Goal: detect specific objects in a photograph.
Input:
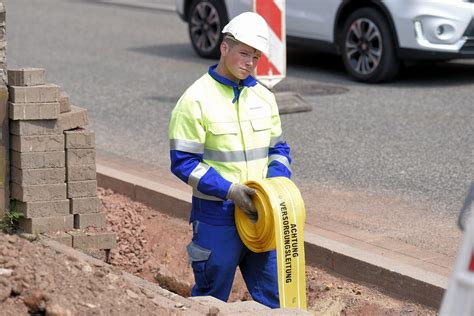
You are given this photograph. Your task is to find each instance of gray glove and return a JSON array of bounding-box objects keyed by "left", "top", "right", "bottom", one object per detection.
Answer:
[{"left": 227, "top": 183, "right": 258, "bottom": 222}]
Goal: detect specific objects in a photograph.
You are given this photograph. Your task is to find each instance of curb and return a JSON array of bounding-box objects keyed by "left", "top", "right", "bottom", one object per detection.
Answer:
[{"left": 96, "top": 162, "right": 448, "bottom": 309}]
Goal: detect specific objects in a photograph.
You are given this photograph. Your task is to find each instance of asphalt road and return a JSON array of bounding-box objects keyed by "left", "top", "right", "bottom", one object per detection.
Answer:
[{"left": 4, "top": 0, "right": 474, "bottom": 257}]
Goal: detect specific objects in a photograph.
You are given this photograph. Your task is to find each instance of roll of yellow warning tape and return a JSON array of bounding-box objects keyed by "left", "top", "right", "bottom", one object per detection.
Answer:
[{"left": 235, "top": 177, "right": 307, "bottom": 309}]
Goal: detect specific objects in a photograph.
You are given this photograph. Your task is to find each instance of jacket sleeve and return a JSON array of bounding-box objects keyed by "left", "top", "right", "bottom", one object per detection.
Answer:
[
  {"left": 169, "top": 95, "right": 232, "bottom": 200},
  {"left": 266, "top": 94, "right": 292, "bottom": 179}
]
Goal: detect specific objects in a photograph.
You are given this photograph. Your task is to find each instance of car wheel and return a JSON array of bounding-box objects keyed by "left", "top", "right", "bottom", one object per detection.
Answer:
[
  {"left": 341, "top": 8, "right": 400, "bottom": 83},
  {"left": 188, "top": 0, "right": 228, "bottom": 59}
]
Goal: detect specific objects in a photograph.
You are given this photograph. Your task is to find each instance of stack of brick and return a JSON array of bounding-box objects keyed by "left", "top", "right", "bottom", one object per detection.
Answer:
[
  {"left": 8, "top": 68, "right": 115, "bottom": 251},
  {"left": 8, "top": 68, "right": 71, "bottom": 233}
]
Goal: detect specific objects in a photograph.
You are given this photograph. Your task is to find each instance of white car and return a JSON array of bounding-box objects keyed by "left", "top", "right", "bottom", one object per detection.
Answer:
[{"left": 176, "top": 0, "right": 474, "bottom": 83}]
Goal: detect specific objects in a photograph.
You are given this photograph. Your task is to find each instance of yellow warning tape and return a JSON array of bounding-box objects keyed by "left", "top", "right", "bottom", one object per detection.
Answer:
[{"left": 235, "top": 177, "right": 307, "bottom": 309}]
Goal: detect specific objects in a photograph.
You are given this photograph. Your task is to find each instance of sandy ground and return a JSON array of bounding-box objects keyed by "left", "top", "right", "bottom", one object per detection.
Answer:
[
  {"left": 0, "top": 187, "right": 439, "bottom": 315},
  {"left": 0, "top": 232, "right": 171, "bottom": 315},
  {"left": 99, "top": 188, "right": 437, "bottom": 315}
]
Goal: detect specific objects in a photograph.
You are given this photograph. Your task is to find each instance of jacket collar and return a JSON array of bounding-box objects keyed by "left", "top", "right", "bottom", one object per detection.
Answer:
[
  {"left": 208, "top": 64, "right": 257, "bottom": 88},
  {"left": 208, "top": 64, "right": 257, "bottom": 103}
]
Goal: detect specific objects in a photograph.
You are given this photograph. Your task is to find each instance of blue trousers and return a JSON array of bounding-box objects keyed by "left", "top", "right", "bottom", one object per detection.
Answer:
[{"left": 187, "top": 220, "right": 280, "bottom": 308}]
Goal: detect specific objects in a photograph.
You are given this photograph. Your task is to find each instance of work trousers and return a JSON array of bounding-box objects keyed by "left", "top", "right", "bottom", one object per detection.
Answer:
[{"left": 187, "top": 220, "right": 280, "bottom": 308}]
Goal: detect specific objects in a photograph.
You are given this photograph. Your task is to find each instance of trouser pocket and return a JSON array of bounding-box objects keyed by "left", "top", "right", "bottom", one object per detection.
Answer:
[{"left": 187, "top": 241, "right": 212, "bottom": 289}]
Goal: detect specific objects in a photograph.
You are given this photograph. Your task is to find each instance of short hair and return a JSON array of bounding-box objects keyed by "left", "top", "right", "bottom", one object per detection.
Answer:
[{"left": 223, "top": 34, "right": 239, "bottom": 49}]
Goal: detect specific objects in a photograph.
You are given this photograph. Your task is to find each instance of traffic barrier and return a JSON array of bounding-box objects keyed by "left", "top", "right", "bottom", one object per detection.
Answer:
[
  {"left": 254, "top": 0, "right": 286, "bottom": 89},
  {"left": 439, "top": 185, "right": 474, "bottom": 316},
  {"left": 235, "top": 177, "right": 307, "bottom": 309}
]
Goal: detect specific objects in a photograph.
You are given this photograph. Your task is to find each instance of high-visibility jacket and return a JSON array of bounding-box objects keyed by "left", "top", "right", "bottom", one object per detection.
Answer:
[{"left": 169, "top": 65, "right": 291, "bottom": 225}]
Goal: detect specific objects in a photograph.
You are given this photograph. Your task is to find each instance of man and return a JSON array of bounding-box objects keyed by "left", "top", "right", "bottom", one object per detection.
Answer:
[{"left": 168, "top": 12, "right": 291, "bottom": 308}]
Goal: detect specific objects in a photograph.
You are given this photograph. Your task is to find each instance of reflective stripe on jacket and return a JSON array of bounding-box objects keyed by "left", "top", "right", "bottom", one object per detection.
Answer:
[{"left": 169, "top": 65, "right": 291, "bottom": 225}]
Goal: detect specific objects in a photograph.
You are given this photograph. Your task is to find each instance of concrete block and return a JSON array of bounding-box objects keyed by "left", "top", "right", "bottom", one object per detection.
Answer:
[
  {"left": 16, "top": 199, "right": 70, "bottom": 218},
  {"left": 9, "top": 101, "right": 60, "bottom": 120},
  {"left": 8, "top": 84, "right": 60, "bottom": 103},
  {"left": 9, "top": 119, "right": 60, "bottom": 136},
  {"left": 11, "top": 166, "right": 66, "bottom": 185},
  {"left": 66, "top": 148, "right": 95, "bottom": 165},
  {"left": 11, "top": 182, "right": 67, "bottom": 202},
  {"left": 69, "top": 231, "right": 116, "bottom": 249},
  {"left": 59, "top": 91, "right": 71, "bottom": 113},
  {"left": 7, "top": 68, "right": 46, "bottom": 86},
  {"left": 18, "top": 215, "right": 74, "bottom": 234},
  {"left": 73, "top": 212, "right": 106, "bottom": 229},
  {"left": 64, "top": 128, "right": 95, "bottom": 149},
  {"left": 10, "top": 134, "right": 64, "bottom": 152},
  {"left": 11, "top": 150, "right": 65, "bottom": 169},
  {"left": 70, "top": 197, "right": 101, "bottom": 214},
  {"left": 57, "top": 105, "right": 88, "bottom": 131},
  {"left": 42, "top": 232, "right": 73, "bottom": 247},
  {"left": 67, "top": 180, "right": 97, "bottom": 198},
  {"left": 67, "top": 164, "right": 96, "bottom": 181}
]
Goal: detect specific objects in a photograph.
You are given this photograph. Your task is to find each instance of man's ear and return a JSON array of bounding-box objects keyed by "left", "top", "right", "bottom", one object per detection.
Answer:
[{"left": 220, "top": 41, "right": 229, "bottom": 56}]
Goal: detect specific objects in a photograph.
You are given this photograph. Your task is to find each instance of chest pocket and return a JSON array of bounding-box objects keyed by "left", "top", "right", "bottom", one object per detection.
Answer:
[
  {"left": 207, "top": 122, "right": 240, "bottom": 151},
  {"left": 250, "top": 117, "right": 271, "bottom": 132},
  {"left": 208, "top": 122, "right": 239, "bottom": 135}
]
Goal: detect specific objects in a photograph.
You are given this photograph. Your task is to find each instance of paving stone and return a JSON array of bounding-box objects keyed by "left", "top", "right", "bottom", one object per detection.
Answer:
[
  {"left": 18, "top": 215, "right": 73, "bottom": 234},
  {"left": 57, "top": 105, "right": 88, "bottom": 131},
  {"left": 11, "top": 167, "right": 65, "bottom": 185},
  {"left": 73, "top": 212, "right": 106, "bottom": 229},
  {"left": 9, "top": 119, "right": 60, "bottom": 136},
  {"left": 69, "top": 231, "right": 116, "bottom": 249},
  {"left": 64, "top": 128, "right": 95, "bottom": 149},
  {"left": 59, "top": 90, "right": 71, "bottom": 113},
  {"left": 8, "top": 84, "right": 60, "bottom": 103},
  {"left": 67, "top": 180, "right": 97, "bottom": 198},
  {"left": 67, "top": 164, "right": 96, "bottom": 181},
  {"left": 9, "top": 101, "right": 60, "bottom": 120},
  {"left": 66, "top": 148, "right": 95, "bottom": 165},
  {"left": 42, "top": 232, "right": 73, "bottom": 247},
  {"left": 11, "top": 182, "right": 67, "bottom": 202},
  {"left": 10, "top": 150, "right": 65, "bottom": 169},
  {"left": 7, "top": 68, "right": 46, "bottom": 86},
  {"left": 16, "top": 199, "right": 70, "bottom": 218},
  {"left": 70, "top": 197, "right": 101, "bottom": 214},
  {"left": 10, "top": 134, "right": 64, "bottom": 152}
]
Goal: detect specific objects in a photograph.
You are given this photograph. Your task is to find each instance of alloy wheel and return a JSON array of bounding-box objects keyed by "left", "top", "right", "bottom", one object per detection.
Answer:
[
  {"left": 345, "top": 18, "right": 382, "bottom": 75},
  {"left": 190, "top": 2, "right": 221, "bottom": 54}
]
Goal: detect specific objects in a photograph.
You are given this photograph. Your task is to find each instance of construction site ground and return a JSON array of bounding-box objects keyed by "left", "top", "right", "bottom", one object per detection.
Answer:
[{"left": 1, "top": 187, "right": 437, "bottom": 315}]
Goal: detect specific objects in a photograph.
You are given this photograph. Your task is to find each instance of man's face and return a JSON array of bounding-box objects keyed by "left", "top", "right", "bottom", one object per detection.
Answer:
[{"left": 221, "top": 40, "right": 262, "bottom": 82}]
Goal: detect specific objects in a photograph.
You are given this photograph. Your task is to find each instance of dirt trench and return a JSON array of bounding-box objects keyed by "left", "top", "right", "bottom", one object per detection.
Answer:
[{"left": 97, "top": 187, "right": 437, "bottom": 315}]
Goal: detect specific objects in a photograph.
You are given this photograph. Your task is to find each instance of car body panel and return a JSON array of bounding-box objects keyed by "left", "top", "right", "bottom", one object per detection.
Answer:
[{"left": 385, "top": 0, "right": 474, "bottom": 52}]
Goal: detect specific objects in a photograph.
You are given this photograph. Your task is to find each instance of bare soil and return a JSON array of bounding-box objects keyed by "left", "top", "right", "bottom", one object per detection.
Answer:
[
  {"left": 100, "top": 188, "right": 437, "bottom": 315},
  {"left": 0, "top": 188, "right": 438, "bottom": 315}
]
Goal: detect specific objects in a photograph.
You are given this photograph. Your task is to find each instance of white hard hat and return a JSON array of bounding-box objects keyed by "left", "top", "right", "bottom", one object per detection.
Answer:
[{"left": 222, "top": 12, "right": 269, "bottom": 55}]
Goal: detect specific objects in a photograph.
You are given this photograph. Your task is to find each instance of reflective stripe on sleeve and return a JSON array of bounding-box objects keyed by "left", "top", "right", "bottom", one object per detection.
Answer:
[
  {"left": 270, "top": 134, "right": 285, "bottom": 147},
  {"left": 170, "top": 139, "right": 205, "bottom": 154},
  {"left": 204, "top": 147, "right": 268, "bottom": 162},
  {"left": 192, "top": 188, "right": 223, "bottom": 201},
  {"left": 268, "top": 154, "right": 292, "bottom": 172},
  {"left": 188, "top": 163, "right": 210, "bottom": 189}
]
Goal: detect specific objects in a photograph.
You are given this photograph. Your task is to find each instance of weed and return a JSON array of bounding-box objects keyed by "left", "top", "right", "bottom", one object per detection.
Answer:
[{"left": 0, "top": 200, "right": 24, "bottom": 233}]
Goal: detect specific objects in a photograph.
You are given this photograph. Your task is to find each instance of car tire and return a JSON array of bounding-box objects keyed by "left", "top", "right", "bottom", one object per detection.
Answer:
[
  {"left": 188, "top": 0, "right": 228, "bottom": 59},
  {"left": 341, "top": 8, "right": 400, "bottom": 83}
]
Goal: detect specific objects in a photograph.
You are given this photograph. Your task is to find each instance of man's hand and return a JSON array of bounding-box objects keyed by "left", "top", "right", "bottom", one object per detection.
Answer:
[{"left": 227, "top": 183, "right": 258, "bottom": 222}]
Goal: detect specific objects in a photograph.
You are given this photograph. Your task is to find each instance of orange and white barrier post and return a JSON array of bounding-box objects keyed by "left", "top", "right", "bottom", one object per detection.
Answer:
[
  {"left": 439, "top": 185, "right": 474, "bottom": 316},
  {"left": 254, "top": 0, "right": 286, "bottom": 90}
]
